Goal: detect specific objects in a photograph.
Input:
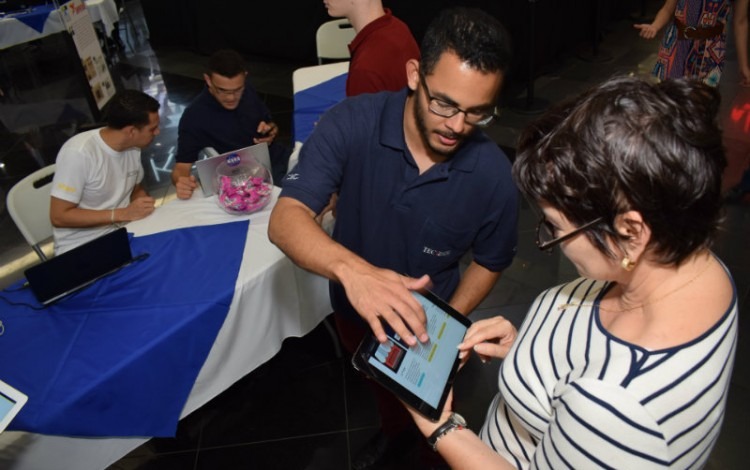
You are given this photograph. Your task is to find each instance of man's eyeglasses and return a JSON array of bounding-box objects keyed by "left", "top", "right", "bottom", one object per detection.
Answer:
[
  {"left": 209, "top": 81, "right": 245, "bottom": 97},
  {"left": 419, "top": 74, "right": 497, "bottom": 127},
  {"left": 536, "top": 216, "right": 603, "bottom": 252}
]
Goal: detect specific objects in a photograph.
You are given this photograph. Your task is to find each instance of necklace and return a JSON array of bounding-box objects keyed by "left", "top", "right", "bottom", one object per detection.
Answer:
[{"left": 558, "top": 256, "right": 713, "bottom": 313}]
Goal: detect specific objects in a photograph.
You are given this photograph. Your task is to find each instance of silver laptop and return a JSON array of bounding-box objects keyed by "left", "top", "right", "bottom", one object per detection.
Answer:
[
  {"left": 194, "top": 143, "right": 271, "bottom": 197},
  {"left": 0, "top": 379, "right": 28, "bottom": 433}
]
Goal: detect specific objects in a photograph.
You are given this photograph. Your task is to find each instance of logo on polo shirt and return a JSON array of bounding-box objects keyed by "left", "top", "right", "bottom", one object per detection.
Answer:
[
  {"left": 286, "top": 173, "right": 300, "bottom": 181},
  {"left": 423, "top": 246, "right": 451, "bottom": 257}
]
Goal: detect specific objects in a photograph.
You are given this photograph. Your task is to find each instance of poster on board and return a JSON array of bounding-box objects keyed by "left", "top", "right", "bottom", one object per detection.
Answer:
[{"left": 58, "top": 0, "right": 115, "bottom": 110}]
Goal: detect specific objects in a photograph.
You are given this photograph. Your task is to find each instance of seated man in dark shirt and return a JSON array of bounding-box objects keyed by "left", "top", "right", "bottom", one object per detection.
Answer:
[{"left": 171, "top": 49, "right": 288, "bottom": 199}]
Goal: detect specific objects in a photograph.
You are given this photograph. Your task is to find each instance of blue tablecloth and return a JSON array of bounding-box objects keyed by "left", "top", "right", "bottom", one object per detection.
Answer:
[
  {"left": 0, "top": 3, "right": 65, "bottom": 50},
  {"left": 293, "top": 72, "right": 347, "bottom": 144},
  {"left": 0, "top": 220, "right": 248, "bottom": 437},
  {"left": 3, "top": 4, "right": 56, "bottom": 33}
]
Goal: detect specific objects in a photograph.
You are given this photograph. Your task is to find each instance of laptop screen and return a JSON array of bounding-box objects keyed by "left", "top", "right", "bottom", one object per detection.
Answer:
[
  {"left": 195, "top": 143, "right": 271, "bottom": 197},
  {"left": 24, "top": 227, "right": 134, "bottom": 305}
]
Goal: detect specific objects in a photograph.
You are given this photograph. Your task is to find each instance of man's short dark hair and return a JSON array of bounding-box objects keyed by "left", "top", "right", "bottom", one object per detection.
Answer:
[
  {"left": 513, "top": 76, "right": 726, "bottom": 266},
  {"left": 420, "top": 7, "right": 512, "bottom": 76},
  {"left": 103, "top": 90, "right": 160, "bottom": 129},
  {"left": 207, "top": 49, "right": 247, "bottom": 78}
]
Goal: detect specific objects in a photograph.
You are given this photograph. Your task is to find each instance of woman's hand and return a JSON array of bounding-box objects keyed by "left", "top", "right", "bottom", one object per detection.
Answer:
[
  {"left": 633, "top": 23, "right": 659, "bottom": 39},
  {"left": 458, "top": 316, "right": 517, "bottom": 363}
]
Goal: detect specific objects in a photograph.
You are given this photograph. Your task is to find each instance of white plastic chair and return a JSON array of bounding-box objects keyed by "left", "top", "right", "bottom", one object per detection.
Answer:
[
  {"left": 316, "top": 18, "right": 356, "bottom": 64},
  {"left": 199, "top": 147, "right": 220, "bottom": 160},
  {"left": 7, "top": 164, "right": 56, "bottom": 261},
  {"left": 293, "top": 60, "right": 350, "bottom": 93}
]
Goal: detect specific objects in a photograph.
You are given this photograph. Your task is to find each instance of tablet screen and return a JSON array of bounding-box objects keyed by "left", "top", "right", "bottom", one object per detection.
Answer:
[
  {"left": 352, "top": 290, "right": 470, "bottom": 421},
  {"left": 0, "top": 392, "right": 16, "bottom": 419},
  {"left": 0, "top": 379, "right": 27, "bottom": 432}
]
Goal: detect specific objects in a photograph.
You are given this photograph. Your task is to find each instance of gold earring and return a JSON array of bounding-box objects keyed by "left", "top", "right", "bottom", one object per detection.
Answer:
[{"left": 621, "top": 257, "right": 636, "bottom": 271}]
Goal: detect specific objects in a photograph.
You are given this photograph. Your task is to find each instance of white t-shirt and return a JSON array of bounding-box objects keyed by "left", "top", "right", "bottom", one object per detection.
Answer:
[{"left": 51, "top": 128, "right": 144, "bottom": 254}]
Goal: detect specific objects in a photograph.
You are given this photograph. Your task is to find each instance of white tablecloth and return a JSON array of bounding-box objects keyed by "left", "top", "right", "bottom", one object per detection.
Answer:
[
  {"left": 0, "top": 0, "right": 119, "bottom": 50},
  {"left": 85, "top": 0, "right": 119, "bottom": 38},
  {"left": 0, "top": 189, "right": 332, "bottom": 470},
  {"left": 0, "top": 7, "right": 65, "bottom": 50}
]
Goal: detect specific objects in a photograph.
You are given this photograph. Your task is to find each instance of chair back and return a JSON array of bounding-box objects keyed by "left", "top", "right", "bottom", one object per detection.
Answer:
[
  {"left": 316, "top": 18, "right": 356, "bottom": 64},
  {"left": 7, "top": 164, "right": 56, "bottom": 261}
]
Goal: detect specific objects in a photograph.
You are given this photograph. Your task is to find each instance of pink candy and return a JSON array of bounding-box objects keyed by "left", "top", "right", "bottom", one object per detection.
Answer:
[{"left": 217, "top": 175, "right": 272, "bottom": 214}]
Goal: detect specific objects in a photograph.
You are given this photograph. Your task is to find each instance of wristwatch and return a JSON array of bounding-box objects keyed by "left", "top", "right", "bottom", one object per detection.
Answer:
[{"left": 427, "top": 412, "right": 467, "bottom": 451}]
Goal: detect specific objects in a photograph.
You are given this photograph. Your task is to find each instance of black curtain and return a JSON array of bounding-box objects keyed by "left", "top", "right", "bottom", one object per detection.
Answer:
[{"left": 142, "top": 0, "right": 636, "bottom": 82}]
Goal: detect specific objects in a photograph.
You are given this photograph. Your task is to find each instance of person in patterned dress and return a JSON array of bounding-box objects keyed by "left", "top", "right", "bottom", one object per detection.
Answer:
[{"left": 635, "top": 0, "right": 731, "bottom": 86}]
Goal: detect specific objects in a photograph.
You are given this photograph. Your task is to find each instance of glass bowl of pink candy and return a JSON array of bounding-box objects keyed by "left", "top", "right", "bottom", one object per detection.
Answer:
[{"left": 214, "top": 160, "right": 273, "bottom": 214}]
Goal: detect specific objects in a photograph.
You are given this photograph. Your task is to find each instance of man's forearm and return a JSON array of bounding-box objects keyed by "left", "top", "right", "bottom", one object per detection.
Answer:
[
  {"left": 268, "top": 196, "right": 366, "bottom": 282},
  {"left": 171, "top": 162, "right": 192, "bottom": 185},
  {"left": 269, "top": 196, "right": 432, "bottom": 344},
  {"left": 131, "top": 183, "right": 149, "bottom": 201},
  {"left": 449, "top": 261, "right": 502, "bottom": 315},
  {"left": 50, "top": 196, "right": 149, "bottom": 228},
  {"left": 51, "top": 205, "right": 119, "bottom": 228}
]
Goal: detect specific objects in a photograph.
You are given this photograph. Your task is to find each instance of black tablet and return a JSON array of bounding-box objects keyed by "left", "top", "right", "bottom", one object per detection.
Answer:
[{"left": 352, "top": 290, "right": 471, "bottom": 421}]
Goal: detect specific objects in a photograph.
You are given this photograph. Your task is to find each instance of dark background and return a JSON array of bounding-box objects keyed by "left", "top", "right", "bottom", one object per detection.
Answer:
[{"left": 140, "top": 0, "right": 643, "bottom": 83}]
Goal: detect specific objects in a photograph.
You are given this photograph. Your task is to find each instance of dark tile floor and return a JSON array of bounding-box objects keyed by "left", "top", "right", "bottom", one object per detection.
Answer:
[{"left": 1, "top": 1, "right": 748, "bottom": 469}]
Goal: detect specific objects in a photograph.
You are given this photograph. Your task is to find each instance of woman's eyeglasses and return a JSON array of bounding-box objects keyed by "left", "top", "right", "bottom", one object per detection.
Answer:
[{"left": 536, "top": 217, "right": 603, "bottom": 251}]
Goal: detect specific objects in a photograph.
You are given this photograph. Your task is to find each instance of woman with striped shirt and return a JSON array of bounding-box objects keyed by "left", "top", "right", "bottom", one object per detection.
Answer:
[{"left": 406, "top": 76, "right": 738, "bottom": 469}]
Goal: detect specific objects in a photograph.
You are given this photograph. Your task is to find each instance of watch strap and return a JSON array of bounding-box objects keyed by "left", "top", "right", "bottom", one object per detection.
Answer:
[{"left": 427, "top": 413, "right": 466, "bottom": 451}]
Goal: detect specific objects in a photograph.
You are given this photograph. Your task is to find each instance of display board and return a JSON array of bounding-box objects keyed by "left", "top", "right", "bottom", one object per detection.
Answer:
[{"left": 58, "top": 0, "right": 114, "bottom": 109}]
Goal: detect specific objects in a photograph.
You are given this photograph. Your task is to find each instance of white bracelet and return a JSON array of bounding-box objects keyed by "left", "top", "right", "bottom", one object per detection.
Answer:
[{"left": 110, "top": 209, "right": 115, "bottom": 224}]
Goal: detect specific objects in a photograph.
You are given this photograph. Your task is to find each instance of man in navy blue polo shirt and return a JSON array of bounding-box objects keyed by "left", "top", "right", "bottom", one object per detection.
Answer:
[
  {"left": 269, "top": 8, "right": 517, "bottom": 468},
  {"left": 171, "top": 49, "right": 287, "bottom": 199}
]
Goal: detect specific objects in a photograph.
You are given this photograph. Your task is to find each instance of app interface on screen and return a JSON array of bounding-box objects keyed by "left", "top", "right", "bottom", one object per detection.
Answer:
[{"left": 367, "top": 292, "right": 466, "bottom": 407}]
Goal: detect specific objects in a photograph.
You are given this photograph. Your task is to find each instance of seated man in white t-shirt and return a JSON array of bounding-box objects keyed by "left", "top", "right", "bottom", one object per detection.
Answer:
[{"left": 50, "top": 90, "right": 161, "bottom": 254}]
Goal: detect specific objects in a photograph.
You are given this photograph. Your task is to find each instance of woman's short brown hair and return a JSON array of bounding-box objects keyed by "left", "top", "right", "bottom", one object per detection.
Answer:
[{"left": 513, "top": 76, "right": 726, "bottom": 265}]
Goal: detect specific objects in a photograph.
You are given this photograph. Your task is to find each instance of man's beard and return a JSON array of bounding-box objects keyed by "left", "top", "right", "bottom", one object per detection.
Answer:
[{"left": 413, "top": 98, "right": 465, "bottom": 158}]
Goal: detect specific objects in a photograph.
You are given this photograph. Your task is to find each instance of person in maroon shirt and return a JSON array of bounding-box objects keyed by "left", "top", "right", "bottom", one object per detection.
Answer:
[
  {"left": 324, "top": 0, "right": 420, "bottom": 96},
  {"left": 316, "top": 3, "right": 422, "bottom": 249}
]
